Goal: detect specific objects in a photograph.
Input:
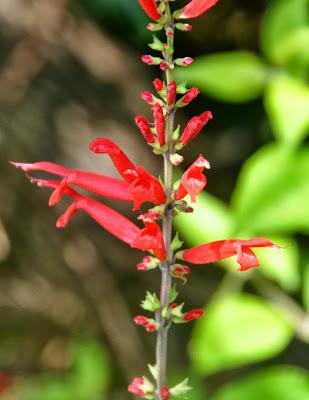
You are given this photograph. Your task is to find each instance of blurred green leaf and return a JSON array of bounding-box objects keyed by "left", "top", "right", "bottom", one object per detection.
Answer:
[
  {"left": 174, "top": 52, "right": 269, "bottom": 103},
  {"left": 174, "top": 192, "right": 233, "bottom": 246},
  {"left": 265, "top": 75, "right": 309, "bottom": 145},
  {"left": 232, "top": 144, "right": 309, "bottom": 234},
  {"left": 303, "top": 261, "right": 309, "bottom": 311},
  {"left": 261, "top": 0, "right": 309, "bottom": 65},
  {"left": 211, "top": 365, "right": 309, "bottom": 400},
  {"left": 190, "top": 294, "right": 293, "bottom": 375},
  {"left": 257, "top": 236, "right": 300, "bottom": 292}
]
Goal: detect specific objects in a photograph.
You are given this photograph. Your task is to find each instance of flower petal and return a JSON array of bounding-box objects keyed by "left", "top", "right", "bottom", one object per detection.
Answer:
[
  {"left": 137, "top": 0, "right": 161, "bottom": 21},
  {"left": 181, "top": 0, "right": 219, "bottom": 19}
]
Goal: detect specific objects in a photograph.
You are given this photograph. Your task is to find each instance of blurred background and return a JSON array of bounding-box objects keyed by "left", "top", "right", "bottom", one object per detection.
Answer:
[{"left": 0, "top": 0, "right": 309, "bottom": 399}]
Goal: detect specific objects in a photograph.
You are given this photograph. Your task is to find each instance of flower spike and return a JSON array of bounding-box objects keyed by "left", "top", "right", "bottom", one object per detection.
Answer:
[
  {"left": 137, "top": 0, "right": 161, "bottom": 21},
  {"left": 174, "top": 155, "right": 210, "bottom": 202},
  {"left": 181, "top": 238, "right": 281, "bottom": 271}
]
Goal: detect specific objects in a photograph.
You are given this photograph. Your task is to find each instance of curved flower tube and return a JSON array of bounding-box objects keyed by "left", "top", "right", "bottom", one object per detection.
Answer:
[
  {"left": 10, "top": 161, "right": 133, "bottom": 204},
  {"left": 137, "top": 0, "right": 161, "bottom": 21},
  {"left": 181, "top": 238, "right": 281, "bottom": 271}
]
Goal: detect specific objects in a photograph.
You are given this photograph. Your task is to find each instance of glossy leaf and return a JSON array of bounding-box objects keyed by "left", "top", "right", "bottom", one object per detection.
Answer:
[
  {"left": 265, "top": 75, "right": 309, "bottom": 145},
  {"left": 174, "top": 52, "right": 269, "bottom": 103},
  {"left": 211, "top": 365, "right": 309, "bottom": 400},
  {"left": 232, "top": 144, "right": 309, "bottom": 234},
  {"left": 261, "top": 0, "right": 309, "bottom": 65},
  {"left": 190, "top": 294, "right": 293, "bottom": 375}
]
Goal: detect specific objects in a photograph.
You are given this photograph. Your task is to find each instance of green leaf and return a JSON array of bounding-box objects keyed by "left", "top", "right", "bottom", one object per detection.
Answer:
[
  {"left": 174, "top": 52, "right": 269, "bottom": 103},
  {"left": 174, "top": 192, "right": 233, "bottom": 247},
  {"left": 211, "top": 365, "right": 309, "bottom": 400},
  {"left": 303, "top": 261, "right": 309, "bottom": 311},
  {"left": 190, "top": 294, "right": 293, "bottom": 375},
  {"left": 256, "top": 236, "right": 300, "bottom": 292},
  {"left": 265, "top": 75, "right": 309, "bottom": 145},
  {"left": 261, "top": 0, "right": 309, "bottom": 65},
  {"left": 232, "top": 144, "right": 309, "bottom": 234}
]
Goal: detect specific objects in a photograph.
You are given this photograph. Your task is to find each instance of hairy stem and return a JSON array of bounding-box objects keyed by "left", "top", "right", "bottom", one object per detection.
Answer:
[{"left": 155, "top": 2, "right": 175, "bottom": 397}]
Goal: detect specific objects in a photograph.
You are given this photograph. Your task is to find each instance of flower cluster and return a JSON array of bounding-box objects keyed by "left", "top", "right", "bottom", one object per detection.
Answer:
[{"left": 11, "top": 0, "right": 281, "bottom": 399}]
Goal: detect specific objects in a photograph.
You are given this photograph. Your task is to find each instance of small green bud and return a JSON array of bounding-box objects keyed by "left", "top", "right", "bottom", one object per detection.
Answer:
[
  {"left": 169, "top": 284, "right": 178, "bottom": 303},
  {"left": 171, "top": 233, "right": 184, "bottom": 251},
  {"left": 170, "top": 378, "right": 192, "bottom": 396},
  {"left": 140, "top": 292, "right": 161, "bottom": 312},
  {"left": 149, "top": 36, "right": 165, "bottom": 52},
  {"left": 176, "top": 81, "right": 187, "bottom": 94},
  {"left": 172, "top": 125, "right": 180, "bottom": 141}
]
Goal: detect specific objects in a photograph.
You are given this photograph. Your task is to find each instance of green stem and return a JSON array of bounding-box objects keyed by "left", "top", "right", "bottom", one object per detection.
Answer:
[{"left": 155, "top": 2, "right": 175, "bottom": 398}]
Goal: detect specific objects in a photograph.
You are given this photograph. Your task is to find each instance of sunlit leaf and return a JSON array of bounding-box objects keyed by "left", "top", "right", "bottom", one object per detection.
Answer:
[
  {"left": 211, "top": 365, "right": 309, "bottom": 400},
  {"left": 232, "top": 144, "right": 309, "bottom": 234},
  {"left": 174, "top": 52, "right": 269, "bottom": 103},
  {"left": 261, "top": 0, "right": 309, "bottom": 65},
  {"left": 190, "top": 294, "right": 293, "bottom": 375},
  {"left": 265, "top": 75, "right": 309, "bottom": 145}
]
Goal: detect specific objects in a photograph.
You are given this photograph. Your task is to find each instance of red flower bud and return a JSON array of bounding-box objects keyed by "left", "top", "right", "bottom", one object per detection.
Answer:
[
  {"left": 141, "top": 54, "right": 154, "bottom": 64},
  {"left": 140, "top": 90, "right": 155, "bottom": 104},
  {"left": 152, "top": 103, "right": 166, "bottom": 147},
  {"left": 160, "top": 62, "right": 169, "bottom": 71},
  {"left": 175, "top": 57, "right": 194, "bottom": 66},
  {"left": 183, "top": 309, "right": 204, "bottom": 321},
  {"left": 160, "top": 385, "right": 170, "bottom": 400},
  {"left": 183, "top": 87, "right": 200, "bottom": 104},
  {"left": 145, "top": 323, "right": 156, "bottom": 332},
  {"left": 134, "top": 315, "right": 149, "bottom": 326},
  {"left": 173, "top": 265, "right": 191, "bottom": 275},
  {"left": 153, "top": 78, "right": 164, "bottom": 92},
  {"left": 167, "top": 81, "right": 177, "bottom": 105},
  {"left": 128, "top": 377, "right": 145, "bottom": 396},
  {"left": 137, "top": 0, "right": 161, "bottom": 21},
  {"left": 135, "top": 115, "right": 156, "bottom": 144},
  {"left": 180, "top": 111, "right": 213, "bottom": 145},
  {"left": 180, "top": 0, "right": 220, "bottom": 19}
]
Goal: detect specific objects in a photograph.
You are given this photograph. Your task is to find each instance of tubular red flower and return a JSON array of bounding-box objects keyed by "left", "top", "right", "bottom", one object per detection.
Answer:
[
  {"left": 153, "top": 78, "right": 164, "bottom": 92},
  {"left": 182, "top": 87, "right": 200, "bottom": 104},
  {"left": 135, "top": 115, "right": 156, "bottom": 144},
  {"left": 167, "top": 81, "right": 177, "bottom": 105},
  {"left": 140, "top": 90, "right": 155, "bottom": 104},
  {"left": 11, "top": 161, "right": 133, "bottom": 204},
  {"left": 90, "top": 139, "right": 166, "bottom": 210},
  {"left": 152, "top": 103, "right": 166, "bottom": 147},
  {"left": 174, "top": 155, "right": 210, "bottom": 202},
  {"left": 181, "top": 0, "right": 220, "bottom": 19},
  {"left": 182, "top": 238, "right": 281, "bottom": 271},
  {"left": 180, "top": 111, "right": 213, "bottom": 145},
  {"left": 137, "top": 0, "right": 161, "bottom": 21},
  {"left": 89, "top": 138, "right": 135, "bottom": 180},
  {"left": 183, "top": 308, "right": 204, "bottom": 321},
  {"left": 131, "top": 216, "right": 167, "bottom": 260}
]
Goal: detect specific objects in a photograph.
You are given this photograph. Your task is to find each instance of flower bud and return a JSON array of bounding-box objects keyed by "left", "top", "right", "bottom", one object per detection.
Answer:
[
  {"left": 183, "top": 308, "right": 204, "bottom": 321},
  {"left": 171, "top": 264, "right": 191, "bottom": 277},
  {"left": 134, "top": 315, "right": 159, "bottom": 332},
  {"left": 140, "top": 90, "right": 155, "bottom": 104},
  {"left": 135, "top": 115, "right": 156, "bottom": 144},
  {"left": 170, "top": 153, "right": 184, "bottom": 166},
  {"left": 175, "top": 57, "right": 194, "bottom": 66},
  {"left": 160, "top": 385, "right": 170, "bottom": 400},
  {"left": 134, "top": 315, "right": 149, "bottom": 326},
  {"left": 147, "top": 23, "right": 163, "bottom": 32},
  {"left": 141, "top": 55, "right": 163, "bottom": 65},
  {"left": 140, "top": 292, "right": 161, "bottom": 312},
  {"left": 128, "top": 376, "right": 154, "bottom": 397},
  {"left": 166, "top": 28, "right": 174, "bottom": 37},
  {"left": 152, "top": 103, "right": 166, "bottom": 147},
  {"left": 167, "top": 81, "right": 177, "bottom": 105},
  {"left": 177, "top": 87, "right": 200, "bottom": 107},
  {"left": 153, "top": 78, "right": 164, "bottom": 92},
  {"left": 175, "top": 23, "right": 193, "bottom": 31},
  {"left": 136, "top": 255, "right": 160, "bottom": 271},
  {"left": 160, "top": 62, "right": 170, "bottom": 71}
]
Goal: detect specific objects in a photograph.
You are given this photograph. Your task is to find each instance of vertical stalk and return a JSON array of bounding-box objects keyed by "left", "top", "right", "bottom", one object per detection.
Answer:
[{"left": 155, "top": 2, "right": 175, "bottom": 398}]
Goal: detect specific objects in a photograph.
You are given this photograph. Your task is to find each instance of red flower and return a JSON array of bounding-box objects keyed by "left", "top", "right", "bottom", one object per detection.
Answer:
[
  {"left": 182, "top": 87, "right": 200, "bottom": 105},
  {"left": 29, "top": 178, "right": 140, "bottom": 245},
  {"left": 153, "top": 78, "right": 164, "bottom": 92},
  {"left": 131, "top": 215, "right": 167, "bottom": 260},
  {"left": 134, "top": 315, "right": 149, "bottom": 326},
  {"left": 167, "top": 81, "right": 177, "bottom": 105},
  {"left": 180, "top": 111, "right": 213, "bottom": 146},
  {"left": 128, "top": 377, "right": 145, "bottom": 396},
  {"left": 183, "top": 308, "right": 204, "bottom": 321},
  {"left": 140, "top": 90, "right": 155, "bottom": 104},
  {"left": 174, "top": 155, "right": 210, "bottom": 202},
  {"left": 135, "top": 115, "right": 156, "bottom": 144},
  {"left": 160, "top": 385, "right": 170, "bottom": 400},
  {"left": 137, "top": 0, "right": 161, "bottom": 21},
  {"left": 10, "top": 161, "right": 133, "bottom": 205},
  {"left": 90, "top": 138, "right": 166, "bottom": 210},
  {"left": 181, "top": 238, "right": 281, "bottom": 271},
  {"left": 180, "top": 0, "right": 220, "bottom": 19},
  {"left": 152, "top": 103, "right": 166, "bottom": 147}
]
